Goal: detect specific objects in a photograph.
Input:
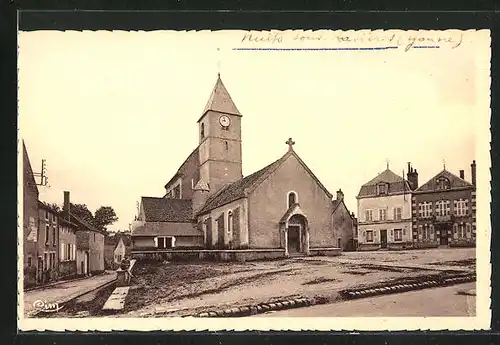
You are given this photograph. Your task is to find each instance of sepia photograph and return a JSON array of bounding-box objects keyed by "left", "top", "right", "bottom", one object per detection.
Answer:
[{"left": 17, "top": 29, "right": 491, "bottom": 331}]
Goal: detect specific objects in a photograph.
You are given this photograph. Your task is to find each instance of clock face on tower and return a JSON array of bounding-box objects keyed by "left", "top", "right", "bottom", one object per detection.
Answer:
[{"left": 219, "top": 115, "right": 231, "bottom": 127}]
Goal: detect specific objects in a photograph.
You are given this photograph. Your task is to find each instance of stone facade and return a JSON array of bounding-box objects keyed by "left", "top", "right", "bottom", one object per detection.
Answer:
[
  {"left": 58, "top": 218, "right": 77, "bottom": 279},
  {"left": 356, "top": 167, "right": 413, "bottom": 251}
]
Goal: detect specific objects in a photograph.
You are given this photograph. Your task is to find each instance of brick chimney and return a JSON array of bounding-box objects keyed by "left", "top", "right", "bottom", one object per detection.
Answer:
[
  {"left": 63, "top": 191, "right": 70, "bottom": 220},
  {"left": 459, "top": 170, "right": 465, "bottom": 179},
  {"left": 336, "top": 189, "right": 344, "bottom": 201},
  {"left": 471, "top": 160, "right": 476, "bottom": 186},
  {"left": 406, "top": 162, "right": 419, "bottom": 190}
]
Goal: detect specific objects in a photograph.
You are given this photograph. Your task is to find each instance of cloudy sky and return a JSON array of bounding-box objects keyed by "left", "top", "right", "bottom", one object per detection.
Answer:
[{"left": 18, "top": 30, "right": 490, "bottom": 231}]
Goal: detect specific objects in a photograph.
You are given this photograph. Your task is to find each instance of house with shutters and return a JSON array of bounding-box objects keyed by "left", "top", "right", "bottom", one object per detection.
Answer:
[
  {"left": 356, "top": 164, "right": 414, "bottom": 251},
  {"left": 411, "top": 161, "right": 476, "bottom": 248},
  {"left": 131, "top": 74, "right": 354, "bottom": 260}
]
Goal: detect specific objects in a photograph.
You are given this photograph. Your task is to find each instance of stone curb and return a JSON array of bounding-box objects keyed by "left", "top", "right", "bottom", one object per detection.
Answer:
[
  {"left": 194, "top": 297, "right": 316, "bottom": 318},
  {"left": 340, "top": 273, "right": 476, "bottom": 300},
  {"left": 192, "top": 272, "right": 476, "bottom": 318}
]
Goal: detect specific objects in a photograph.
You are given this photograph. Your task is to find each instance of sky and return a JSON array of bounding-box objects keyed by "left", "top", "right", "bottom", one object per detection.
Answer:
[{"left": 18, "top": 30, "right": 489, "bottom": 232}]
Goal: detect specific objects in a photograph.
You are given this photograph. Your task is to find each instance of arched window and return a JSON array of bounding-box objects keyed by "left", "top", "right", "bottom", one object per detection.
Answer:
[
  {"left": 228, "top": 210, "right": 233, "bottom": 234},
  {"left": 201, "top": 123, "right": 205, "bottom": 138},
  {"left": 287, "top": 191, "right": 297, "bottom": 209},
  {"left": 436, "top": 177, "right": 450, "bottom": 190},
  {"left": 225, "top": 141, "right": 229, "bottom": 151}
]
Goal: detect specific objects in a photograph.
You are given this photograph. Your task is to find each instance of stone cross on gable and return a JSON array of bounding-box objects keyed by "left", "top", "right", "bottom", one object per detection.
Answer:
[{"left": 286, "top": 138, "right": 295, "bottom": 151}]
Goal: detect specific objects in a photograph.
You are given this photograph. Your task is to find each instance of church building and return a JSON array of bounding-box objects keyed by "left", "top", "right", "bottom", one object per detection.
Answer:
[{"left": 131, "top": 74, "right": 354, "bottom": 260}]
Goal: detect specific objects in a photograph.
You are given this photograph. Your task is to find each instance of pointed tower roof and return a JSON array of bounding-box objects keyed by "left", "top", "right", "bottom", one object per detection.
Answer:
[{"left": 197, "top": 74, "right": 242, "bottom": 122}]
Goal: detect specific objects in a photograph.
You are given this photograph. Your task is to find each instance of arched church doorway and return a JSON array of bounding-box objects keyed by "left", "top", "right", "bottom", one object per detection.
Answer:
[{"left": 287, "top": 214, "right": 307, "bottom": 255}]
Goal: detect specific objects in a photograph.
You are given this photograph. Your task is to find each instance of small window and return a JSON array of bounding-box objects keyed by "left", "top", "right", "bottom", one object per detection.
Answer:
[
  {"left": 52, "top": 226, "right": 56, "bottom": 245},
  {"left": 393, "top": 207, "right": 402, "bottom": 220},
  {"left": 94, "top": 233, "right": 96, "bottom": 241},
  {"left": 287, "top": 192, "right": 297, "bottom": 209},
  {"left": 27, "top": 256, "right": 32, "bottom": 267},
  {"left": 225, "top": 141, "right": 229, "bottom": 151},
  {"left": 45, "top": 211, "right": 49, "bottom": 220},
  {"left": 366, "top": 230, "right": 374, "bottom": 242},
  {"left": 394, "top": 229, "right": 403, "bottom": 241},
  {"left": 379, "top": 209, "right": 387, "bottom": 221},
  {"left": 45, "top": 225, "right": 50, "bottom": 245},
  {"left": 365, "top": 209, "right": 373, "bottom": 222},
  {"left": 377, "top": 183, "right": 387, "bottom": 195},
  {"left": 201, "top": 123, "right": 205, "bottom": 138}
]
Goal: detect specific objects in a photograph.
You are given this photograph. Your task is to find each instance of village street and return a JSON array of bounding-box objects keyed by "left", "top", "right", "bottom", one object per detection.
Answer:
[
  {"left": 254, "top": 282, "right": 476, "bottom": 317},
  {"left": 23, "top": 271, "right": 116, "bottom": 317},
  {"left": 118, "top": 248, "right": 475, "bottom": 318}
]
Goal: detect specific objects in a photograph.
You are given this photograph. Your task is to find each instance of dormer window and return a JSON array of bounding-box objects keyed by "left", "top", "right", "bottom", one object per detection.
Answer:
[
  {"left": 436, "top": 177, "right": 450, "bottom": 190},
  {"left": 377, "top": 183, "right": 388, "bottom": 195}
]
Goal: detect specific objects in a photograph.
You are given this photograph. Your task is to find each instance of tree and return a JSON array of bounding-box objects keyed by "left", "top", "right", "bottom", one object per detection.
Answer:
[
  {"left": 94, "top": 206, "right": 119, "bottom": 231},
  {"left": 42, "top": 202, "right": 60, "bottom": 213},
  {"left": 70, "top": 203, "right": 95, "bottom": 226}
]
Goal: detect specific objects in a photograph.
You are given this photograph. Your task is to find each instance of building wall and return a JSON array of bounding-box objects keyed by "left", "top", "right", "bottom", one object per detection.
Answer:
[
  {"left": 132, "top": 235, "right": 204, "bottom": 250},
  {"left": 248, "top": 154, "right": 334, "bottom": 249},
  {"left": 332, "top": 202, "right": 355, "bottom": 251},
  {"left": 88, "top": 231, "right": 105, "bottom": 273},
  {"left": 58, "top": 224, "right": 77, "bottom": 279},
  {"left": 202, "top": 198, "right": 249, "bottom": 249},
  {"left": 357, "top": 193, "right": 413, "bottom": 250},
  {"left": 23, "top": 151, "right": 39, "bottom": 287},
  {"left": 164, "top": 149, "right": 200, "bottom": 200},
  {"left": 412, "top": 188, "right": 475, "bottom": 247},
  {"left": 37, "top": 208, "right": 60, "bottom": 283},
  {"left": 76, "top": 249, "right": 88, "bottom": 275}
]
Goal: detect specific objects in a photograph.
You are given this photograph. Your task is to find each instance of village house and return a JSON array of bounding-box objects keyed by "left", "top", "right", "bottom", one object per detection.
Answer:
[
  {"left": 60, "top": 191, "right": 105, "bottom": 275},
  {"left": 356, "top": 164, "right": 414, "bottom": 251},
  {"left": 412, "top": 161, "right": 476, "bottom": 248},
  {"left": 22, "top": 142, "right": 39, "bottom": 288},
  {"left": 105, "top": 231, "right": 132, "bottom": 269},
  {"left": 132, "top": 74, "right": 353, "bottom": 260},
  {"left": 58, "top": 215, "right": 78, "bottom": 280}
]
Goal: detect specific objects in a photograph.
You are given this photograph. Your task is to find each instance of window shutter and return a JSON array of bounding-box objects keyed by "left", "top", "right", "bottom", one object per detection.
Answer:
[
  {"left": 60, "top": 243, "right": 64, "bottom": 260},
  {"left": 72, "top": 244, "right": 76, "bottom": 260},
  {"left": 418, "top": 225, "right": 423, "bottom": 240},
  {"left": 172, "top": 236, "right": 176, "bottom": 248},
  {"left": 466, "top": 224, "right": 472, "bottom": 239},
  {"left": 154, "top": 237, "right": 158, "bottom": 248},
  {"left": 453, "top": 224, "right": 458, "bottom": 239}
]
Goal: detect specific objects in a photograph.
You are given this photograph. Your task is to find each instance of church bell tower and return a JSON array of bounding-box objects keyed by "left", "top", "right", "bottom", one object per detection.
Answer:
[{"left": 196, "top": 74, "right": 243, "bottom": 196}]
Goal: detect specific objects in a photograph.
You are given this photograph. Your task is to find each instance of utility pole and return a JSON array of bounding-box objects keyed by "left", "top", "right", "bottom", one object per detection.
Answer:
[{"left": 33, "top": 159, "right": 49, "bottom": 187}]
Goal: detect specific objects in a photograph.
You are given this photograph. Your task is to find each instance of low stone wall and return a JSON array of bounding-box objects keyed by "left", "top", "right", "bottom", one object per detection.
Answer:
[
  {"left": 309, "top": 247, "right": 342, "bottom": 256},
  {"left": 132, "top": 249, "right": 286, "bottom": 262},
  {"left": 450, "top": 240, "right": 475, "bottom": 248},
  {"left": 412, "top": 242, "right": 439, "bottom": 249}
]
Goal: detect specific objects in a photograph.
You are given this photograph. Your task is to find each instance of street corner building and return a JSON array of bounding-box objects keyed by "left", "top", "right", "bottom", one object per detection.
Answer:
[
  {"left": 411, "top": 161, "right": 476, "bottom": 248},
  {"left": 356, "top": 165, "right": 414, "bottom": 251},
  {"left": 131, "top": 74, "right": 356, "bottom": 261}
]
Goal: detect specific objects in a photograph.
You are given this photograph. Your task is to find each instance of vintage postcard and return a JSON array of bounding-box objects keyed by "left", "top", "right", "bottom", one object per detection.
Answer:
[{"left": 18, "top": 29, "right": 491, "bottom": 331}]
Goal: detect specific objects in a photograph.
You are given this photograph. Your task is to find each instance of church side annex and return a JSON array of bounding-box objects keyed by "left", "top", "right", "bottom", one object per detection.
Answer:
[{"left": 131, "top": 74, "right": 355, "bottom": 261}]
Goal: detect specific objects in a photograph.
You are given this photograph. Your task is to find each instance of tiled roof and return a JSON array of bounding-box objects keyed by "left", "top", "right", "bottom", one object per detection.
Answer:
[
  {"left": 141, "top": 197, "right": 193, "bottom": 222},
  {"left": 198, "top": 149, "right": 334, "bottom": 215},
  {"left": 415, "top": 169, "right": 474, "bottom": 193},
  {"left": 59, "top": 209, "right": 103, "bottom": 234},
  {"left": 131, "top": 222, "right": 202, "bottom": 237},
  {"left": 197, "top": 75, "right": 242, "bottom": 122},
  {"left": 357, "top": 169, "right": 412, "bottom": 198}
]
